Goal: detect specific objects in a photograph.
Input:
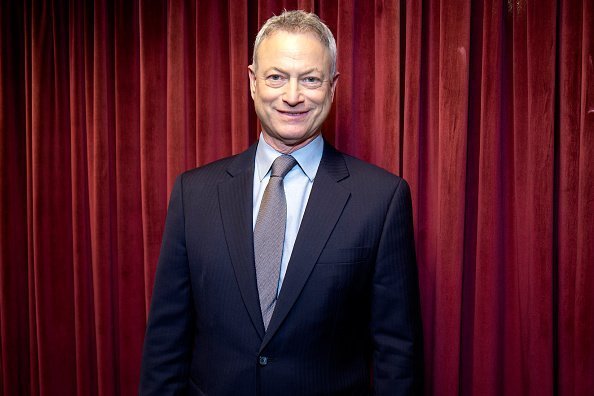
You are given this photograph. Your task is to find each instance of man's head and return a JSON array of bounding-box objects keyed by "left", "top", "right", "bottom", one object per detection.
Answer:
[{"left": 249, "top": 10, "right": 339, "bottom": 153}]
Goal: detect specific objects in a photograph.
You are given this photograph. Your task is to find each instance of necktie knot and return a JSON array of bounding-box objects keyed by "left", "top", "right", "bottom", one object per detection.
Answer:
[{"left": 270, "top": 155, "right": 297, "bottom": 178}]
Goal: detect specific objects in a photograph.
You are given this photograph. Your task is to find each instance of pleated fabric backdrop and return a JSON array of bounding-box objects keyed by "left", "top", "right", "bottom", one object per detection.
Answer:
[{"left": 1, "top": 0, "right": 593, "bottom": 395}]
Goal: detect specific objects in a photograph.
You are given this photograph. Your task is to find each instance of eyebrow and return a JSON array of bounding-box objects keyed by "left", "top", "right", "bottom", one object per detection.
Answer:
[{"left": 263, "top": 67, "right": 323, "bottom": 76}]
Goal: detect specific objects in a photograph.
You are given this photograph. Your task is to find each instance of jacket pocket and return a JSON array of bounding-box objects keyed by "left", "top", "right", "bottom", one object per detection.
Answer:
[{"left": 316, "top": 247, "right": 371, "bottom": 265}]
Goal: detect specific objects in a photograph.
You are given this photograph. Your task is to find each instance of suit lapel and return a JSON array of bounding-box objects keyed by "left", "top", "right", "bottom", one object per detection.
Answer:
[
  {"left": 260, "top": 143, "right": 351, "bottom": 351},
  {"left": 218, "top": 144, "right": 266, "bottom": 339}
]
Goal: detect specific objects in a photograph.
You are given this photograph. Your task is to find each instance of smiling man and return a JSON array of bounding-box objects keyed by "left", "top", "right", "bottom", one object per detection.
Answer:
[{"left": 140, "top": 10, "right": 422, "bottom": 396}]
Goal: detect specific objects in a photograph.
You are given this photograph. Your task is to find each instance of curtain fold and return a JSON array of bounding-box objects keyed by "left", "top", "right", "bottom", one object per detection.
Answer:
[{"left": 1, "top": 1, "right": 593, "bottom": 395}]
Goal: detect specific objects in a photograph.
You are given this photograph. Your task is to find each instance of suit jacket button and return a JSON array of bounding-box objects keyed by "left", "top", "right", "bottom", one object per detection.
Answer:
[{"left": 259, "top": 356, "right": 268, "bottom": 366}]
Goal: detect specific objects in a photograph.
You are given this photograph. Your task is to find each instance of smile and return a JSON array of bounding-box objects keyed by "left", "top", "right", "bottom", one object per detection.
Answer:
[{"left": 276, "top": 109, "right": 310, "bottom": 117}]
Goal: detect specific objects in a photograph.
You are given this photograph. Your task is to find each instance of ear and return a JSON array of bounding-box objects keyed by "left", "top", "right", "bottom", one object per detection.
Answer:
[
  {"left": 248, "top": 65, "right": 257, "bottom": 99},
  {"left": 330, "top": 72, "right": 340, "bottom": 101}
]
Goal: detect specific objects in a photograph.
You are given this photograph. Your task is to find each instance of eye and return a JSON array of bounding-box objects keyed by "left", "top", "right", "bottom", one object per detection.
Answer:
[
  {"left": 302, "top": 76, "right": 323, "bottom": 88},
  {"left": 264, "top": 74, "right": 287, "bottom": 87}
]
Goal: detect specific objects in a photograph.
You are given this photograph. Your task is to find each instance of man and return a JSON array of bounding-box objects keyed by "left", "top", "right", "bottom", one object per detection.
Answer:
[{"left": 140, "top": 10, "right": 422, "bottom": 395}]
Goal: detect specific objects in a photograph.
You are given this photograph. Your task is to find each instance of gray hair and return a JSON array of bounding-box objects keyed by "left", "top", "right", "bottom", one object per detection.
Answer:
[{"left": 252, "top": 10, "right": 337, "bottom": 77}]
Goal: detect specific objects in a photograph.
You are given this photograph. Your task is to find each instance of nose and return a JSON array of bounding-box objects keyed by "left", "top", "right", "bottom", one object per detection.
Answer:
[{"left": 282, "top": 78, "right": 304, "bottom": 106}]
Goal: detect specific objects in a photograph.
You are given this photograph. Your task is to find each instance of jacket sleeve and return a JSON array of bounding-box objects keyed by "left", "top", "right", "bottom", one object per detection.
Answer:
[
  {"left": 139, "top": 175, "right": 193, "bottom": 395},
  {"left": 371, "top": 179, "right": 423, "bottom": 395}
]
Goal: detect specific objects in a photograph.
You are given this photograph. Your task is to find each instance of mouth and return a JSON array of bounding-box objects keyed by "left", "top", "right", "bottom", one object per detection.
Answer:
[{"left": 276, "top": 109, "right": 310, "bottom": 118}]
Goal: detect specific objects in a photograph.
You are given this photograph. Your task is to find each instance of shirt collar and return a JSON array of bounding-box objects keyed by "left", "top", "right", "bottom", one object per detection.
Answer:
[{"left": 255, "top": 133, "right": 323, "bottom": 182}]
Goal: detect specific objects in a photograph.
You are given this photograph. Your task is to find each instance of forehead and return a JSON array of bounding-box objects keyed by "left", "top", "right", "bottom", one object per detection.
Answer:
[{"left": 256, "top": 31, "right": 331, "bottom": 72}]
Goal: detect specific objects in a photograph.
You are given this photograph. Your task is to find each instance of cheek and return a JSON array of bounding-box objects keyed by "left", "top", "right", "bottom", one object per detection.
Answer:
[
  {"left": 255, "top": 87, "right": 279, "bottom": 104},
  {"left": 311, "top": 91, "right": 333, "bottom": 107}
]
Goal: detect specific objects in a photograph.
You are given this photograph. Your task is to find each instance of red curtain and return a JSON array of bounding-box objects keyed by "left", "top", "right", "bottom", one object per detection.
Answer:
[{"left": 1, "top": 1, "right": 593, "bottom": 395}]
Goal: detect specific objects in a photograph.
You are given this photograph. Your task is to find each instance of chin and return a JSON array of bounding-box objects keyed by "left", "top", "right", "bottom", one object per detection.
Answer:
[
  {"left": 271, "top": 126, "right": 308, "bottom": 140},
  {"left": 280, "top": 131, "right": 315, "bottom": 144}
]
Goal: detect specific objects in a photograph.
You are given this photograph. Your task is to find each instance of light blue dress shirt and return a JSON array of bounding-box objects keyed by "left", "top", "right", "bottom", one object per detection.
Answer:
[{"left": 253, "top": 133, "right": 323, "bottom": 294}]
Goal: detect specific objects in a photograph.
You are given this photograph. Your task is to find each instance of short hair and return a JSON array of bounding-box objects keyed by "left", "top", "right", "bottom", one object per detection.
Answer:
[{"left": 252, "top": 10, "right": 337, "bottom": 77}]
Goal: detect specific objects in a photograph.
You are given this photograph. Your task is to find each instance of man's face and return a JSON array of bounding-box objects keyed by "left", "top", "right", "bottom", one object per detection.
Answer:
[{"left": 248, "top": 31, "right": 339, "bottom": 153}]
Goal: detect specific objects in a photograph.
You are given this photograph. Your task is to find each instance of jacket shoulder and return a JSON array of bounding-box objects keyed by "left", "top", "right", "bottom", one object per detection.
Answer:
[
  {"left": 180, "top": 155, "right": 236, "bottom": 185},
  {"left": 176, "top": 145, "right": 256, "bottom": 188},
  {"left": 340, "top": 152, "right": 409, "bottom": 191}
]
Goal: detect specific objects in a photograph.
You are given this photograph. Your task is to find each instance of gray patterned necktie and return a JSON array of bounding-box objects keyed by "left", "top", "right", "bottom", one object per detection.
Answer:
[{"left": 254, "top": 155, "right": 297, "bottom": 330}]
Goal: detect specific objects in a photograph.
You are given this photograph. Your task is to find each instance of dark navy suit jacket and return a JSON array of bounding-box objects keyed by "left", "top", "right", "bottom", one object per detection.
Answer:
[{"left": 139, "top": 142, "right": 422, "bottom": 395}]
